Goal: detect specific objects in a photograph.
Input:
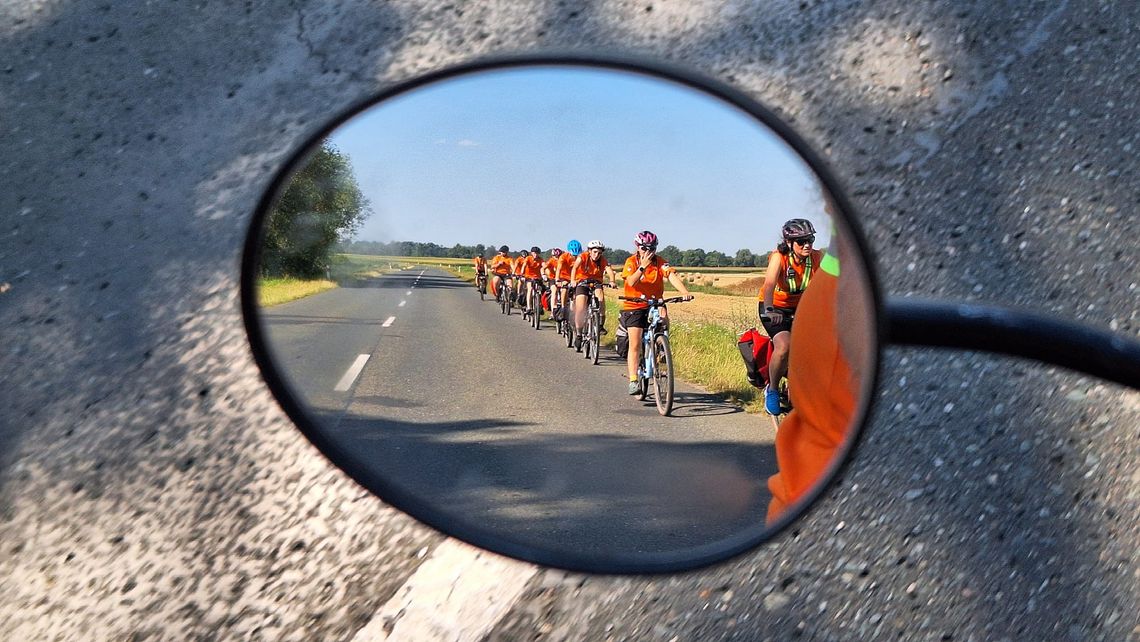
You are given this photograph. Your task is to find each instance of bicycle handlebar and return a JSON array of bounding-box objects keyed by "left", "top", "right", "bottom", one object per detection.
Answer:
[{"left": 618, "top": 295, "right": 692, "bottom": 305}]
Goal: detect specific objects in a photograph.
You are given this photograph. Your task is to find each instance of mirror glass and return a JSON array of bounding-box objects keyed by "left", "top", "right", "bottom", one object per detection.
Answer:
[{"left": 247, "top": 62, "right": 878, "bottom": 571}]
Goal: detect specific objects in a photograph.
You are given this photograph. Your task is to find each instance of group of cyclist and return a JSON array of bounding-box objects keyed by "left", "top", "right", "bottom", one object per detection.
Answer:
[
  {"left": 475, "top": 216, "right": 862, "bottom": 525},
  {"left": 472, "top": 219, "right": 822, "bottom": 413},
  {"left": 474, "top": 232, "right": 696, "bottom": 396}
]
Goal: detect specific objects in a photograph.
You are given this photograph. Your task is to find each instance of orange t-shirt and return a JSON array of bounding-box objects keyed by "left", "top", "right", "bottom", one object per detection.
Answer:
[
  {"left": 554, "top": 252, "right": 576, "bottom": 281},
  {"left": 543, "top": 256, "right": 561, "bottom": 280},
  {"left": 521, "top": 255, "right": 544, "bottom": 279},
  {"left": 490, "top": 255, "right": 513, "bottom": 275},
  {"left": 473, "top": 256, "right": 486, "bottom": 272},
  {"left": 761, "top": 249, "right": 824, "bottom": 309},
  {"left": 620, "top": 255, "right": 676, "bottom": 310},
  {"left": 765, "top": 266, "right": 857, "bottom": 524},
  {"left": 512, "top": 256, "right": 527, "bottom": 275},
  {"left": 573, "top": 252, "right": 608, "bottom": 281}
]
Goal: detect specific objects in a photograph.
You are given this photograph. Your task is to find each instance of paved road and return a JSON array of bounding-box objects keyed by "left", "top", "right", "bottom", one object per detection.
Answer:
[{"left": 261, "top": 268, "right": 778, "bottom": 559}]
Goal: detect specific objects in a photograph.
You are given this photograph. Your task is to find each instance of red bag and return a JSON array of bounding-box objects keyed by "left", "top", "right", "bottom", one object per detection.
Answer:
[
  {"left": 737, "top": 327, "right": 773, "bottom": 389},
  {"left": 541, "top": 291, "right": 550, "bottom": 311}
]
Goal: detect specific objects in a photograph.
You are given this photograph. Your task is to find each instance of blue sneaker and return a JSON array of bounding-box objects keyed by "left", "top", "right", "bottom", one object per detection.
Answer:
[{"left": 764, "top": 385, "right": 782, "bottom": 416}]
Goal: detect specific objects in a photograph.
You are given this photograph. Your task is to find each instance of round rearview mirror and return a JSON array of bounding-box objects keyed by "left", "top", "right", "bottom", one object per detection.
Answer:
[{"left": 242, "top": 55, "right": 882, "bottom": 573}]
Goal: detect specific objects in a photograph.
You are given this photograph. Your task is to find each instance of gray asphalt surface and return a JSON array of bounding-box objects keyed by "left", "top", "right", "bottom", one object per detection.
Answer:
[
  {"left": 1, "top": 1, "right": 1137, "bottom": 641},
  {"left": 262, "top": 267, "right": 778, "bottom": 559}
]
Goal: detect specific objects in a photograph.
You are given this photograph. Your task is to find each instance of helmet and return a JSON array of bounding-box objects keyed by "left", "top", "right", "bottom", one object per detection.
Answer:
[
  {"left": 567, "top": 239, "right": 582, "bottom": 254},
  {"left": 498, "top": 245, "right": 509, "bottom": 253},
  {"left": 587, "top": 239, "right": 605, "bottom": 250},
  {"left": 551, "top": 248, "right": 563, "bottom": 257},
  {"left": 530, "top": 246, "right": 541, "bottom": 254},
  {"left": 781, "top": 218, "right": 816, "bottom": 240},
  {"left": 518, "top": 249, "right": 529, "bottom": 256},
  {"left": 634, "top": 230, "right": 658, "bottom": 249}
]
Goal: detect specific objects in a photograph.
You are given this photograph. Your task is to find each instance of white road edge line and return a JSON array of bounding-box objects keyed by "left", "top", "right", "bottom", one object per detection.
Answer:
[
  {"left": 399, "top": 300, "right": 406, "bottom": 307},
  {"left": 334, "top": 354, "right": 370, "bottom": 392},
  {"left": 352, "top": 538, "right": 538, "bottom": 642},
  {"left": 383, "top": 316, "right": 396, "bottom": 327},
  {"left": 406, "top": 290, "right": 413, "bottom": 295}
]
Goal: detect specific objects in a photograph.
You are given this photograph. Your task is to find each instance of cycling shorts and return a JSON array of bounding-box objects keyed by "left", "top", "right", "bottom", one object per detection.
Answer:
[
  {"left": 759, "top": 303, "right": 796, "bottom": 337},
  {"left": 573, "top": 283, "right": 603, "bottom": 298},
  {"left": 620, "top": 308, "right": 652, "bottom": 330}
]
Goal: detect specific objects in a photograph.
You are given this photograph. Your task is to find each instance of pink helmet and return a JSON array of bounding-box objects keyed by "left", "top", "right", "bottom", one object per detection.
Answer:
[
  {"left": 551, "top": 247, "right": 563, "bottom": 257},
  {"left": 635, "top": 230, "right": 658, "bottom": 249}
]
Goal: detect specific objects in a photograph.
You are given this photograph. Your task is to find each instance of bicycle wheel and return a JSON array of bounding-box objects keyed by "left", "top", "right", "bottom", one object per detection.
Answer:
[
  {"left": 590, "top": 309, "right": 601, "bottom": 365},
  {"left": 652, "top": 333, "right": 674, "bottom": 416}
]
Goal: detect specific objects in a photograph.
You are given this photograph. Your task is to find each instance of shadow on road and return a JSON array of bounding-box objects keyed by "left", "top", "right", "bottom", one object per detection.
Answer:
[{"left": 315, "top": 411, "right": 776, "bottom": 558}]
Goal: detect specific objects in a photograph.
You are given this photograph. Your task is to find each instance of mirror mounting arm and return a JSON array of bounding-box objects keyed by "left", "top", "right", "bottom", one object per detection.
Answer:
[{"left": 884, "top": 298, "right": 1140, "bottom": 391}]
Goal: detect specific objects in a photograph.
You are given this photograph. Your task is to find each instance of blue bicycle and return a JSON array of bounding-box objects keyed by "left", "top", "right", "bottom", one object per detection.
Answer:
[{"left": 619, "top": 295, "right": 690, "bottom": 416}]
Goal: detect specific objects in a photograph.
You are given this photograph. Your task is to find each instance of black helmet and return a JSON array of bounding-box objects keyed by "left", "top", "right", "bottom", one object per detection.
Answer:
[
  {"left": 499, "top": 245, "right": 509, "bottom": 253},
  {"left": 530, "top": 246, "right": 541, "bottom": 254},
  {"left": 782, "top": 218, "right": 816, "bottom": 240}
]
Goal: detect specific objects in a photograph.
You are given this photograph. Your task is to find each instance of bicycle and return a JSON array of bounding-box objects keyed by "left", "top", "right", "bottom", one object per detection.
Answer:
[
  {"left": 523, "top": 277, "right": 546, "bottom": 330},
  {"left": 475, "top": 270, "right": 488, "bottom": 300},
  {"left": 619, "top": 295, "right": 690, "bottom": 416},
  {"left": 494, "top": 274, "right": 513, "bottom": 315},
  {"left": 575, "top": 280, "right": 614, "bottom": 364},
  {"left": 551, "top": 280, "right": 573, "bottom": 344}
]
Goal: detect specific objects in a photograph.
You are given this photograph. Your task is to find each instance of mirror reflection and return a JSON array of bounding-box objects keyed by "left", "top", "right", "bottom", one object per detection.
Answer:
[{"left": 251, "top": 64, "right": 876, "bottom": 565}]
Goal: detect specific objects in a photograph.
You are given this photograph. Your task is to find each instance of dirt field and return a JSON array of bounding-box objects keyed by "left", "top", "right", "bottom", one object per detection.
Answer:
[{"left": 666, "top": 291, "right": 760, "bottom": 331}]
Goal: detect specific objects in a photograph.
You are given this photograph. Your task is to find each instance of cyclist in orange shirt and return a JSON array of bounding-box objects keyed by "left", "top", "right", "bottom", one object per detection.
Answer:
[
  {"left": 488, "top": 245, "right": 514, "bottom": 299},
  {"left": 472, "top": 254, "right": 487, "bottom": 294},
  {"left": 520, "top": 246, "right": 545, "bottom": 317},
  {"left": 570, "top": 239, "right": 617, "bottom": 337},
  {"left": 543, "top": 247, "right": 568, "bottom": 321},
  {"left": 759, "top": 218, "right": 824, "bottom": 415},
  {"left": 620, "top": 230, "right": 693, "bottom": 394},
  {"left": 766, "top": 222, "right": 872, "bottom": 525},
  {"left": 555, "top": 240, "right": 582, "bottom": 321},
  {"left": 512, "top": 249, "right": 529, "bottom": 306}
]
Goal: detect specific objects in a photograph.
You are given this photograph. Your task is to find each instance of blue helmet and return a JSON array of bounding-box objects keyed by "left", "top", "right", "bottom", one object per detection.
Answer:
[{"left": 567, "top": 239, "right": 582, "bottom": 255}]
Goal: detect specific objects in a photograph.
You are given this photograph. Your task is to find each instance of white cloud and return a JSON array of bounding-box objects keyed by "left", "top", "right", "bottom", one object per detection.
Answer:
[{"left": 456, "top": 139, "right": 480, "bottom": 147}]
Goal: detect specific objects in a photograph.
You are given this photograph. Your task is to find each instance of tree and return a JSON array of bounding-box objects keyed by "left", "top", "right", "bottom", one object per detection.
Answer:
[
  {"left": 658, "top": 245, "right": 683, "bottom": 265},
  {"left": 606, "top": 248, "right": 631, "bottom": 266},
  {"left": 733, "top": 248, "right": 756, "bottom": 267},
  {"left": 262, "top": 143, "right": 370, "bottom": 278},
  {"left": 681, "top": 248, "right": 706, "bottom": 267},
  {"left": 704, "top": 250, "right": 729, "bottom": 267}
]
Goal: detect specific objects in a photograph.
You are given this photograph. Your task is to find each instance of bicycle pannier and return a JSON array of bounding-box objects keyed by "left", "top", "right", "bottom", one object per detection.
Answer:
[
  {"left": 737, "top": 327, "right": 773, "bottom": 388},
  {"left": 615, "top": 315, "right": 629, "bottom": 358}
]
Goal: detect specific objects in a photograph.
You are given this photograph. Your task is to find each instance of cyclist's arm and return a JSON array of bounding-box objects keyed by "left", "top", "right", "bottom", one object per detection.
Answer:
[
  {"left": 604, "top": 265, "right": 617, "bottom": 286},
  {"left": 569, "top": 258, "right": 582, "bottom": 286},
  {"left": 761, "top": 251, "right": 781, "bottom": 311},
  {"left": 666, "top": 271, "right": 692, "bottom": 299}
]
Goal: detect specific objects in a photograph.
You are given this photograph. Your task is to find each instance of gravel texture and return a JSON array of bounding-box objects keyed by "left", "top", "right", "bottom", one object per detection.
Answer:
[{"left": 1, "top": 1, "right": 1137, "bottom": 640}]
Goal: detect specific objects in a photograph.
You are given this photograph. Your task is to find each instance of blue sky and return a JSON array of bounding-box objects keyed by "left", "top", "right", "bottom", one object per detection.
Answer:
[{"left": 328, "top": 65, "right": 832, "bottom": 255}]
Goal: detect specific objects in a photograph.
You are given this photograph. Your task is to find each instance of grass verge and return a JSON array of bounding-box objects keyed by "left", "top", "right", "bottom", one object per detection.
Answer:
[{"left": 257, "top": 278, "right": 337, "bottom": 307}]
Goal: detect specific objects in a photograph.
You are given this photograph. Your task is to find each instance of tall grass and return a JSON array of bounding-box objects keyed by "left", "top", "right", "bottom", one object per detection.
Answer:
[{"left": 258, "top": 277, "right": 337, "bottom": 307}]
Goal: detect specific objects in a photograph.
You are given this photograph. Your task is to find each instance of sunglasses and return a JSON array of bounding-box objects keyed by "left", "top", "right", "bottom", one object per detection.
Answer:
[
  {"left": 638, "top": 244, "right": 657, "bottom": 251},
  {"left": 791, "top": 235, "right": 816, "bottom": 245}
]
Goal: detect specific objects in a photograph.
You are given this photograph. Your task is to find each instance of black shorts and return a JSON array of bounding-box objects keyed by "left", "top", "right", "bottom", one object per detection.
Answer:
[
  {"left": 573, "top": 284, "right": 602, "bottom": 298},
  {"left": 759, "top": 303, "right": 796, "bottom": 337},
  {"left": 620, "top": 308, "right": 652, "bottom": 330}
]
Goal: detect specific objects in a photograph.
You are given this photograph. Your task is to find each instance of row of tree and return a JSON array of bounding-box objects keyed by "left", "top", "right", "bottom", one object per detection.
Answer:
[{"left": 337, "top": 239, "right": 770, "bottom": 268}]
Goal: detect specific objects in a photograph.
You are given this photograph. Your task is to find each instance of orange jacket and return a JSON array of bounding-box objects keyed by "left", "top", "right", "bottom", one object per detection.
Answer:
[
  {"left": 766, "top": 261, "right": 857, "bottom": 524},
  {"left": 512, "top": 255, "right": 527, "bottom": 275},
  {"left": 620, "top": 255, "right": 676, "bottom": 310}
]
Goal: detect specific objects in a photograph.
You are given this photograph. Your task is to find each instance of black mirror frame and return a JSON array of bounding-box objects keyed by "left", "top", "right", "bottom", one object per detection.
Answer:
[{"left": 240, "top": 52, "right": 886, "bottom": 574}]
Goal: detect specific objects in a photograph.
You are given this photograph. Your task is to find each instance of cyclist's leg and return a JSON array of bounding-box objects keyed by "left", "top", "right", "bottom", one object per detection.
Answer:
[
  {"left": 768, "top": 330, "right": 791, "bottom": 385},
  {"left": 594, "top": 286, "right": 607, "bottom": 332},
  {"left": 574, "top": 290, "right": 589, "bottom": 331}
]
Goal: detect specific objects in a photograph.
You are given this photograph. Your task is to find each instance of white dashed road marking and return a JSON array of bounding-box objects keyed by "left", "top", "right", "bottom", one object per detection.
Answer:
[
  {"left": 399, "top": 300, "right": 406, "bottom": 307},
  {"left": 334, "top": 354, "right": 370, "bottom": 392},
  {"left": 407, "top": 290, "right": 413, "bottom": 295},
  {"left": 351, "top": 539, "right": 538, "bottom": 642},
  {"left": 383, "top": 316, "right": 396, "bottom": 327}
]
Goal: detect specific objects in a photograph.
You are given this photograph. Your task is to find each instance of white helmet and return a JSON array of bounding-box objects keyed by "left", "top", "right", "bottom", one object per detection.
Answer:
[{"left": 586, "top": 239, "right": 605, "bottom": 250}]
